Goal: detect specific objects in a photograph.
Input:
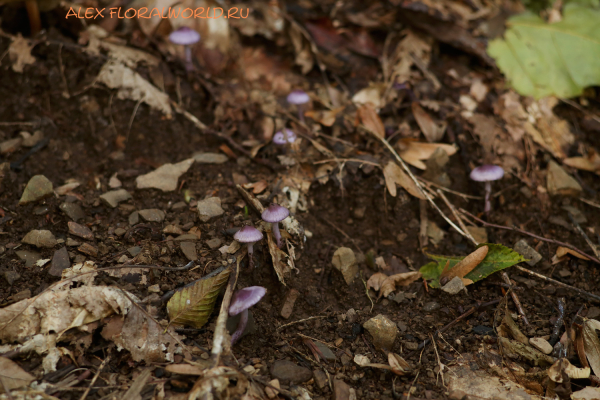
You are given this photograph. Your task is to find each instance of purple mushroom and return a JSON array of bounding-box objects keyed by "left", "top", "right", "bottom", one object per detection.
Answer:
[
  {"left": 470, "top": 165, "right": 504, "bottom": 215},
  {"left": 233, "top": 226, "right": 263, "bottom": 268},
  {"left": 286, "top": 90, "right": 310, "bottom": 122},
  {"left": 169, "top": 27, "right": 201, "bottom": 72},
  {"left": 229, "top": 286, "right": 266, "bottom": 345},
  {"left": 261, "top": 204, "right": 289, "bottom": 248},
  {"left": 272, "top": 129, "right": 297, "bottom": 146}
]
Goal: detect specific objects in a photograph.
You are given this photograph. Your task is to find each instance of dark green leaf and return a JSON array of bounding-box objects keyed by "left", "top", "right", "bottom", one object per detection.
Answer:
[
  {"left": 419, "top": 244, "right": 525, "bottom": 288},
  {"left": 167, "top": 268, "right": 230, "bottom": 329}
]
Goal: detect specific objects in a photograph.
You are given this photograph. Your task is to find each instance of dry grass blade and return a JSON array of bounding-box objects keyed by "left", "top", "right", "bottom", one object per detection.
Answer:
[
  {"left": 440, "top": 245, "right": 488, "bottom": 283},
  {"left": 582, "top": 319, "right": 600, "bottom": 377},
  {"left": 121, "top": 369, "right": 151, "bottom": 400},
  {"left": 267, "top": 230, "right": 291, "bottom": 285},
  {"left": 167, "top": 268, "right": 230, "bottom": 329}
]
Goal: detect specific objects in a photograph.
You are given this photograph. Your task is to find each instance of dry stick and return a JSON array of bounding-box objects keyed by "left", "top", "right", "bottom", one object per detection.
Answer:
[
  {"left": 277, "top": 316, "right": 327, "bottom": 332},
  {"left": 438, "top": 190, "right": 530, "bottom": 324},
  {"left": 568, "top": 213, "right": 600, "bottom": 259},
  {"left": 419, "top": 199, "right": 429, "bottom": 250},
  {"left": 419, "top": 177, "right": 482, "bottom": 200},
  {"left": 460, "top": 208, "right": 600, "bottom": 264},
  {"left": 364, "top": 128, "right": 468, "bottom": 238},
  {"left": 513, "top": 265, "right": 600, "bottom": 302},
  {"left": 210, "top": 258, "right": 240, "bottom": 368},
  {"left": 436, "top": 190, "right": 477, "bottom": 246},
  {"left": 580, "top": 197, "right": 600, "bottom": 209},
  {"left": 500, "top": 271, "right": 530, "bottom": 326},
  {"left": 406, "top": 298, "right": 502, "bottom": 358},
  {"left": 79, "top": 356, "right": 110, "bottom": 400}
]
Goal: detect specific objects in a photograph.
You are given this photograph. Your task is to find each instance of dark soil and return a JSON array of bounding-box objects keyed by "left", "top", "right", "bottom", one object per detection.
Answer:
[{"left": 2, "top": 11, "right": 600, "bottom": 400}]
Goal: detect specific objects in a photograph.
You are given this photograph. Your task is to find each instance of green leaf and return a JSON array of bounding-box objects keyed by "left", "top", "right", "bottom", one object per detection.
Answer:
[
  {"left": 419, "top": 244, "right": 525, "bottom": 288},
  {"left": 487, "top": 4, "right": 600, "bottom": 99},
  {"left": 167, "top": 267, "right": 230, "bottom": 329}
]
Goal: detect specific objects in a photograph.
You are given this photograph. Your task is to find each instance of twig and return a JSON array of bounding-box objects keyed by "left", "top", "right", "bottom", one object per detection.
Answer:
[
  {"left": 276, "top": 316, "right": 327, "bottom": 332},
  {"left": 125, "top": 99, "right": 143, "bottom": 149},
  {"left": 579, "top": 197, "right": 600, "bottom": 209},
  {"left": 418, "top": 177, "right": 482, "bottom": 200},
  {"left": 549, "top": 298, "right": 566, "bottom": 346},
  {"left": 364, "top": 127, "right": 468, "bottom": 238},
  {"left": 514, "top": 265, "right": 600, "bottom": 302},
  {"left": 437, "top": 190, "right": 477, "bottom": 246},
  {"left": 568, "top": 213, "right": 600, "bottom": 259},
  {"left": 210, "top": 258, "right": 240, "bottom": 367},
  {"left": 501, "top": 271, "right": 529, "bottom": 326},
  {"left": 460, "top": 208, "right": 600, "bottom": 264},
  {"left": 121, "top": 369, "right": 151, "bottom": 400},
  {"left": 406, "top": 298, "right": 502, "bottom": 358},
  {"left": 79, "top": 356, "right": 110, "bottom": 400},
  {"left": 419, "top": 199, "right": 428, "bottom": 250}
]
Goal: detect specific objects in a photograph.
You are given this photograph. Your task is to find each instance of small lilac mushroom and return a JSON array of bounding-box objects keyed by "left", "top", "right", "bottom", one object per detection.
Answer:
[
  {"left": 229, "top": 286, "right": 266, "bottom": 345},
  {"left": 261, "top": 204, "right": 289, "bottom": 247},
  {"left": 233, "top": 226, "right": 263, "bottom": 268},
  {"left": 272, "top": 129, "right": 297, "bottom": 146},
  {"left": 169, "top": 27, "right": 201, "bottom": 72},
  {"left": 286, "top": 90, "right": 310, "bottom": 122},
  {"left": 469, "top": 164, "right": 504, "bottom": 214}
]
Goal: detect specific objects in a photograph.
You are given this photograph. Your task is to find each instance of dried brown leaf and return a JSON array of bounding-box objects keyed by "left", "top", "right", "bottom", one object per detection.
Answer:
[
  {"left": 165, "top": 363, "right": 209, "bottom": 375},
  {"left": 305, "top": 107, "right": 344, "bottom": 127},
  {"left": 383, "top": 161, "right": 426, "bottom": 199},
  {"left": 582, "top": 319, "right": 600, "bottom": 377},
  {"left": 564, "top": 150, "right": 600, "bottom": 174},
  {"left": 396, "top": 139, "right": 457, "bottom": 170},
  {"left": 367, "top": 272, "right": 388, "bottom": 292},
  {"left": 380, "top": 271, "right": 422, "bottom": 298},
  {"left": 388, "top": 353, "right": 411, "bottom": 376},
  {"left": 440, "top": 246, "right": 488, "bottom": 283},
  {"left": 358, "top": 103, "right": 385, "bottom": 138},
  {"left": 267, "top": 230, "right": 291, "bottom": 285},
  {"left": 576, "top": 324, "right": 590, "bottom": 369},
  {"left": 412, "top": 102, "right": 446, "bottom": 142},
  {"left": 556, "top": 246, "right": 590, "bottom": 260},
  {"left": 0, "top": 356, "right": 35, "bottom": 393}
]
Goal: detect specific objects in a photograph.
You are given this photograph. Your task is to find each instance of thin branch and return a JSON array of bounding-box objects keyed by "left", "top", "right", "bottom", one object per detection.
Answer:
[
  {"left": 460, "top": 208, "right": 600, "bottom": 264},
  {"left": 210, "top": 258, "right": 240, "bottom": 367},
  {"left": 514, "top": 265, "right": 600, "bottom": 303}
]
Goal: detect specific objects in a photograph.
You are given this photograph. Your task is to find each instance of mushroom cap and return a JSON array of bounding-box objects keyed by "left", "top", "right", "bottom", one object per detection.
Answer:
[
  {"left": 229, "top": 286, "right": 267, "bottom": 316},
  {"left": 261, "top": 203, "right": 290, "bottom": 223},
  {"left": 272, "top": 129, "right": 297, "bottom": 145},
  {"left": 286, "top": 90, "right": 310, "bottom": 105},
  {"left": 233, "top": 225, "right": 263, "bottom": 243},
  {"left": 470, "top": 164, "right": 504, "bottom": 182},
  {"left": 169, "top": 27, "right": 201, "bottom": 45}
]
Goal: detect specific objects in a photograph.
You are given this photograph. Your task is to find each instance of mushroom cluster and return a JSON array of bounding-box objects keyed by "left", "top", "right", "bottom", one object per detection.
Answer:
[{"left": 233, "top": 203, "right": 290, "bottom": 268}]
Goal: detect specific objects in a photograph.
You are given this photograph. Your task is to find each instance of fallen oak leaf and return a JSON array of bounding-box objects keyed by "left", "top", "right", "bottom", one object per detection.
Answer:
[{"left": 396, "top": 139, "right": 457, "bottom": 170}]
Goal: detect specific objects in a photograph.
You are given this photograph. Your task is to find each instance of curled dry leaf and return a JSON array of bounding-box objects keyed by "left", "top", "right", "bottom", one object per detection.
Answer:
[
  {"left": 440, "top": 246, "right": 488, "bottom": 285},
  {"left": 9, "top": 35, "right": 36, "bottom": 73},
  {"left": 412, "top": 102, "right": 446, "bottom": 142},
  {"left": 383, "top": 161, "right": 426, "bottom": 199},
  {"left": 367, "top": 272, "right": 388, "bottom": 292},
  {"left": 380, "top": 271, "right": 422, "bottom": 298},
  {"left": 396, "top": 139, "right": 457, "bottom": 170},
  {"left": 556, "top": 246, "right": 590, "bottom": 260},
  {"left": 358, "top": 103, "right": 385, "bottom": 138},
  {"left": 564, "top": 150, "right": 600, "bottom": 174},
  {"left": 267, "top": 230, "right": 292, "bottom": 285},
  {"left": 352, "top": 83, "right": 386, "bottom": 109},
  {"left": 548, "top": 358, "right": 590, "bottom": 383},
  {"left": 388, "top": 353, "right": 411, "bottom": 376},
  {"left": 583, "top": 319, "right": 600, "bottom": 377},
  {"left": 305, "top": 107, "right": 345, "bottom": 127}
]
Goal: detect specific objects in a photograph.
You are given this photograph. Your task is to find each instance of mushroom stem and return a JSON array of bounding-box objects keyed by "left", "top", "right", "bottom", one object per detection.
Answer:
[
  {"left": 184, "top": 46, "right": 194, "bottom": 72},
  {"left": 25, "top": 0, "right": 41, "bottom": 36},
  {"left": 297, "top": 105, "right": 305, "bottom": 123},
  {"left": 231, "top": 309, "right": 248, "bottom": 345},
  {"left": 247, "top": 243, "right": 254, "bottom": 268},
  {"left": 271, "top": 223, "right": 282, "bottom": 248},
  {"left": 484, "top": 181, "right": 492, "bottom": 214}
]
